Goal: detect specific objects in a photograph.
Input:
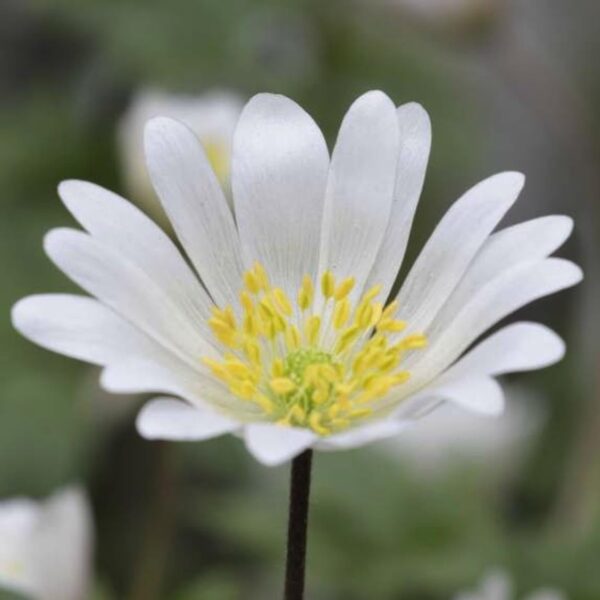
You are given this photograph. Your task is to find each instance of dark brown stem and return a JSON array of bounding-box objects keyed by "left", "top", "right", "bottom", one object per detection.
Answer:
[{"left": 284, "top": 450, "right": 313, "bottom": 600}]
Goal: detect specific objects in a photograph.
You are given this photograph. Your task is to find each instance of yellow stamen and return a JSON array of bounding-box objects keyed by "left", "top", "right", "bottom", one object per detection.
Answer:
[
  {"left": 334, "top": 277, "right": 356, "bottom": 301},
  {"left": 270, "top": 377, "right": 296, "bottom": 395},
  {"left": 321, "top": 271, "right": 335, "bottom": 299},
  {"left": 203, "top": 261, "right": 426, "bottom": 437}
]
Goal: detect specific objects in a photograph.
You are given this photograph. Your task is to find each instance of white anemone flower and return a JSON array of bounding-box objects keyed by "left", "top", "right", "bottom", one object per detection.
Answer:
[
  {"left": 377, "top": 0, "right": 501, "bottom": 26},
  {"left": 383, "top": 385, "right": 545, "bottom": 476},
  {"left": 12, "top": 91, "right": 581, "bottom": 466},
  {"left": 0, "top": 487, "right": 93, "bottom": 600},
  {"left": 118, "top": 88, "right": 243, "bottom": 217},
  {"left": 454, "top": 569, "right": 567, "bottom": 600}
]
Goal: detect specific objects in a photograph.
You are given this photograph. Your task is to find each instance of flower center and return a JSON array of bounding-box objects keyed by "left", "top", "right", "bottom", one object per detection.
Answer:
[{"left": 203, "top": 263, "right": 427, "bottom": 436}]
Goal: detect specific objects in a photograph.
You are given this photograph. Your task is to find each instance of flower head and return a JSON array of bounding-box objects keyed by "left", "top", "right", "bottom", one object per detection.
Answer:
[
  {"left": 13, "top": 91, "right": 582, "bottom": 466},
  {"left": 0, "top": 487, "right": 93, "bottom": 600},
  {"left": 454, "top": 569, "right": 566, "bottom": 600},
  {"left": 118, "top": 88, "right": 243, "bottom": 219}
]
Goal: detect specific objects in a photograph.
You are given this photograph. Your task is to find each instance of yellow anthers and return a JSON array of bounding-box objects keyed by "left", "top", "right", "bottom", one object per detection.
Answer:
[
  {"left": 335, "top": 325, "right": 360, "bottom": 353},
  {"left": 203, "top": 264, "right": 426, "bottom": 437},
  {"left": 370, "top": 302, "right": 383, "bottom": 327},
  {"left": 305, "top": 315, "right": 321, "bottom": 346},
  {"left": 272, "top": 288, "right": 293, "bottom": 316},
  {"left": 401, "top": 334, "right": 428, "bottom": 349},
  {"left": 363, "top": 284, "right": 382, "bottom": 303},
  {"left": 298, "top": 275, "right": 314, "bottom": 311},
  {"left": 285, "top": 325, "right": 301, "bottom": 350},
  {"left": 270, "top": 377, "right": 296, "bottom": 395},
  {"left": 240, "top": 290, "right": 254, "bottom": 312},
  {"left": 309, "top": 413, "right": 330, "bottom": 436},
  {"left": 202, "top": 357, "right": 230, "bottom": 381},
  {"left": 334, "top": 277, "right": 355, "bottom": 301},
  {"left": 377, "top": 318, "right": 407, "bottom": 333},
  {"left": 244, "top": 262, "right": 269, "bottom": 294},
  {"left": 271, "top": 358, "right": 285, "bottom": 377},
  {"left": 321, "top": 271, "right": 336, "bottom": 299},
  {"left": 243, "top": 269, "right": 261, "bottom": 294},
  {"left": 381, "top": 300, "right": 399, "bottom": 320},
  {"left": 253, "top": 262, "right": 269, "bottom": 290},
  {"left": 333, "top": 298, "right": 351, "bottom": 329}
]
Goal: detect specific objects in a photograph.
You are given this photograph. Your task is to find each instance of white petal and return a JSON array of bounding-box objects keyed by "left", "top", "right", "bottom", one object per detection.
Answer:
[
  {"left": 0, "top": 488, "right": 93, "bottom": 600},
  {"left": 413, "top": 376, "right": 505, "bottom": 416},
  {"left": 405, "top": 258, "right": 582, "bottom": 392},
  {"left": 437, "top": 215, "right": 574, "bottom": 319},
  {"left": 11, "top": 294, "right": 244, "bottom": 413},
  {"left": 365, "top": 102, "right": 432, "bottom": 299},
  {"left": 232, "top": 93, "right": 329, "bottom": 292},
  {"left": 43, "top": 228, "right": 215, "bottom": 366},
  {"left": 58, "top": 179, "right": 214, "bottom": 321},
  {"left": 243, "top": 424, "right": 316, "bottom": 466},
  {"left": 395, "top": 172, "right": 525, "bottom": 333},
  {"left": 32, "top": 488, "right": 93, "bottom": 600},
  {"left": 316, "top": 420, "right": 406, "bottom": 451},
  {"left": 12, "top": 294, "right": 138, "bottom": 366},
  {"left": 318, "top": 91, "right": 399, "bottom": 301},
  {"left": 144, "top": 117, "right": 244, "bottom": 306},
  {"left": 446, "top": 322, "right": 565, "bottom": 379},
  {"left": 101, "top": 359, "right": 255, "bottom": 417},
  {"left": 527, "top": 591, "right": 566, "bottom": 600},
  {"left": 136, "top": 398, "right": 239, "bottom": 441}
]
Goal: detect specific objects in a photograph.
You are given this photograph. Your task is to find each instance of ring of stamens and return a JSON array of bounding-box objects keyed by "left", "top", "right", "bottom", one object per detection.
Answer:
[{"left": 203, "top": 262, "right": 427, "bottom": 436}]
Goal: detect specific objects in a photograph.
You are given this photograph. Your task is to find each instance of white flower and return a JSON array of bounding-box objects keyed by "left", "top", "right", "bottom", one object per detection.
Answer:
[
  {"left": 377, "top": 0, "right": 499, "bottom": 25},
  {"left": 12, "top": 91, "right": 582, "bottom": 466},
  {"left": 383, "top": 385, "right": 544, "bottom": 475},
  {"left": 454, "top": 569, "right": 567, "bottom": 600},
  {"left": 118, "top": 88, "right": 243, "bottom": 218},
  {"left": 0, "top": 487, "right": 93, "bottom": 600}
]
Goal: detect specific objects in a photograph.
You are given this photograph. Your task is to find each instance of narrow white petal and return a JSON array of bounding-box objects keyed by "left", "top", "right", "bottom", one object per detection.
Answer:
[
  {"left": 244, "top": 424, "right": 316, "bottom": 466},
  {"left": 43, "top": 228, "right": 215, "bottom": 366},
  {"left": 58, "top": 179, "right": 214, "bottom": 321},
  {"left": 365, "top": 102, "right": 432, "bottom": 299},
  {"left": 413, "top": 376, "right": 505, "bottom": 416},
  {"left": 405, "top": 258, "right": 582, "bottom": 392},
  {"left": 437, "top": 215, "right": 574, "bottom": 319},
  {"left": 12, "top": 294, "right": 138, "bottom": 366},
  {"left": 136, "top": 398, "right": 239, "bottom": 441},
  {"left": 395, "top": 172, "right": 525, "bottom": 333},
  {"left": 232, "top": 93, "right": 329, "bottom": 293},
  {"left": 316, "top": 420, "right": 406, "bottom": 451},
  {"left": 144, "top": 117, "right": 244, "bottom": 306},
  {"left": 318, "top": 90, "right": 399, "bottom": 301},
  {"left": 446, "top": 322, "right": 565, "bottom": 379},
  {"left": 11, "top": 294, "right": 235, "bottom": 411},
  {"left": 101, "top": 359, "right": 255, "bottom": 418}
]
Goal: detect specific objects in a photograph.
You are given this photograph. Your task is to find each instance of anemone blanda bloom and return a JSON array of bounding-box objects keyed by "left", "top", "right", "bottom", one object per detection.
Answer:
[
  {"left": 454, "top": 569, "right": 566, "bottom": 600},
  {"left": 12, "top": 91, "right": 582, "bottom": 466},
  {"left": 118, "top": 88, "right": 243, "bottom": 217},
  {"left": 0, "top": 487, "right": 93, "bottom": 600}
]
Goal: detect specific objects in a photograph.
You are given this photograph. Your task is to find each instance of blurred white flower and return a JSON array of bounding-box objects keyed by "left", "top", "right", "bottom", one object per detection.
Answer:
[
  {"left": 454, "top": 569, "right": 566, "bottom": 600},
  {"left": 384, "top": 385, "right": 544, "bottom": 476},
  {"left": 118, "top": 89, "right": 243, "bottom": 219},
  {"left": 375, "top": 0, "right": 503, "bottom": 32},
  {"left": 0, "top": 487, "right": 93, "bottom": 600},
  {"left": 13, "top": 90, "right": 581, "bottom": 466}
]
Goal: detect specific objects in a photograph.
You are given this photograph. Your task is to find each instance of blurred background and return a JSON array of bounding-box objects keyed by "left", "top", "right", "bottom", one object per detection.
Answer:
[{"left": 0, "top": 0, "right": 598, "bottom": 598}]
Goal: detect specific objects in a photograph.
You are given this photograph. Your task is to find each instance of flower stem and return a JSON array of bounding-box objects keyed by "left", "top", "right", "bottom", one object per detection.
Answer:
[{"left": 284, "top": 449, "right": 313, "bottom": 600}]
